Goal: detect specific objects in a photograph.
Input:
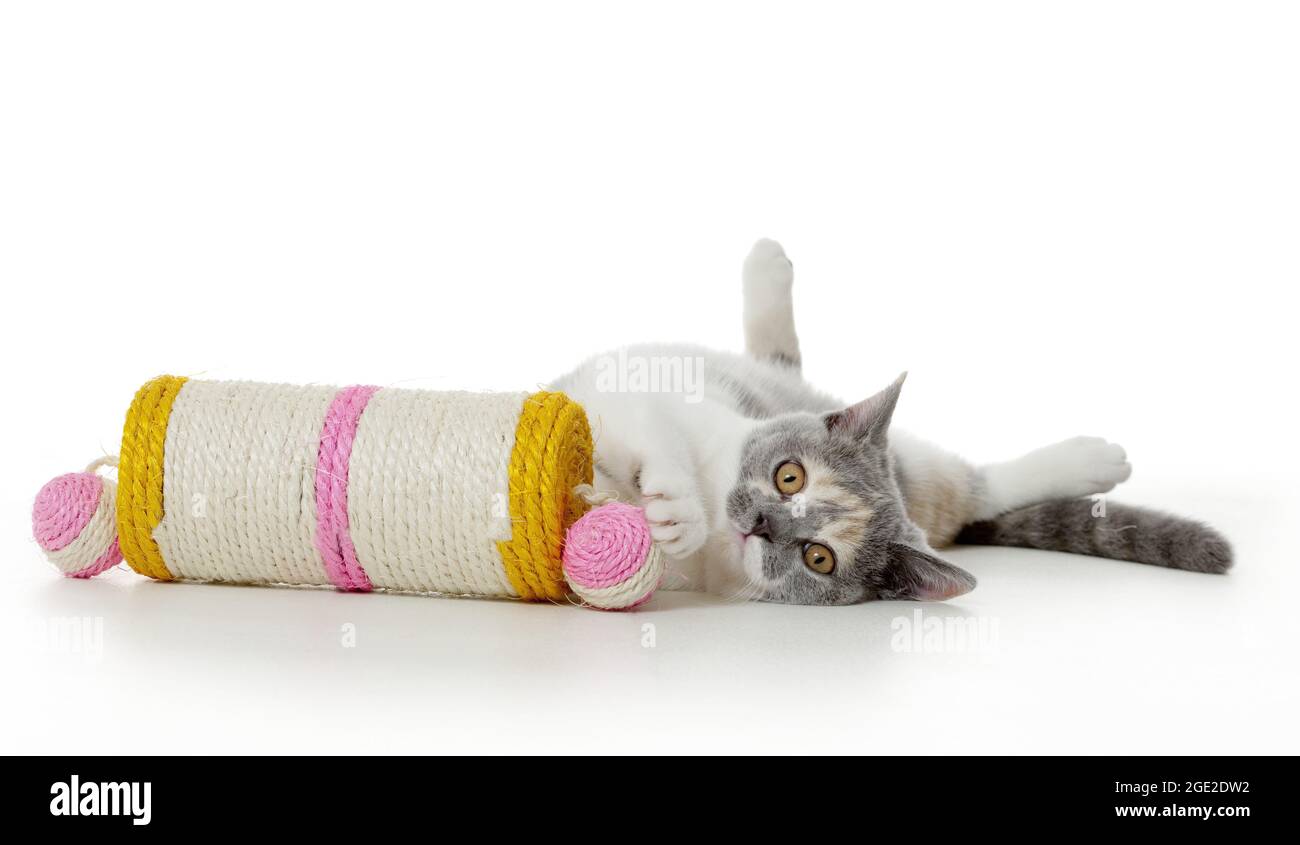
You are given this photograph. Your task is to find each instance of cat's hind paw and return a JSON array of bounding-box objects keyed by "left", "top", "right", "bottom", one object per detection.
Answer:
[
  {"left": 743, "top": 238, "right": 801, "bottom": 368},
  {"left": 1032, "top": 435, "right": 1133, "bottom": 497},
  {"left": 743, "top": 238, "right": 793, "bottom": 295}
]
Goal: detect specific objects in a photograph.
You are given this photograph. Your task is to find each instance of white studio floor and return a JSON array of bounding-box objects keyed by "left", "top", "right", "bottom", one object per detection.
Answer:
[{"left": 2, "top": 475, "right": 1295, "bottom": 756}]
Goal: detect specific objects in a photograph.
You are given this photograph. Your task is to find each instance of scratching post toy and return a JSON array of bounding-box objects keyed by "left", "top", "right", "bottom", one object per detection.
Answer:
[{"left": 32, "top": 376, "right": 662, "bottom": 610}]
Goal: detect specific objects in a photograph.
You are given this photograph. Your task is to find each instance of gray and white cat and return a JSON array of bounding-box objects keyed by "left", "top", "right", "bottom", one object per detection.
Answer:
[{"left": 551, "top": 239, "right": 1232, "bottom": 604}]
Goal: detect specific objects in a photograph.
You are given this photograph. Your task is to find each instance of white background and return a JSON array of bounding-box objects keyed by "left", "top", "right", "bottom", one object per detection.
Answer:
[{"left": 1, "top": 1, "right": 1296, "bottom": 754}]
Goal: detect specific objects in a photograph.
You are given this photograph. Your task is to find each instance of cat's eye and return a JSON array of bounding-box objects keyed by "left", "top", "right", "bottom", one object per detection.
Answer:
[
  {"left": 774, "top": 460, "right": 806, "bottom": 495},
  {"left": 803, "top": 543, "right": 835, "bottom": 575}
]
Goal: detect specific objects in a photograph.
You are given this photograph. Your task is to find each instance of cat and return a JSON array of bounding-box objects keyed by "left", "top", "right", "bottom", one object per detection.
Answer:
[{"left": 550, "top": 239, "right": 1233, "bottom": 604}]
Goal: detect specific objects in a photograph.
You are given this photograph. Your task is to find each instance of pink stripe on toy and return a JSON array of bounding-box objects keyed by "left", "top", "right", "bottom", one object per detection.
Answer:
[
  {"left": 32, "top": 473, "right": 103, "bottom": 552},
  {"left": 314, "top": 385, "right": 381, "bottom": 592}
]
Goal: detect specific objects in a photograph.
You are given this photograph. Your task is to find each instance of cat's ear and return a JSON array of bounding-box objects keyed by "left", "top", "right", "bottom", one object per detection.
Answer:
[
  {"left": 878, "top": 543, "right": 976, "bottom": 601},
  {"left": 824, "top": 372, "right": 907, "bottom": 446}
]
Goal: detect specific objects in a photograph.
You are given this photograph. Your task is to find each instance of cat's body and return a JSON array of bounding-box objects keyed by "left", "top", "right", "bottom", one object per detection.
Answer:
[{"left": 552, "top": 240, "right": 1231, "bottom": 603}]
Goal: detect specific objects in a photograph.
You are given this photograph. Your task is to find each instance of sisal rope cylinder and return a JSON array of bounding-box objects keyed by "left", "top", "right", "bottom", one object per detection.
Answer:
[{"left": 31, "top": 375, "right": 662, "bottom": 609}]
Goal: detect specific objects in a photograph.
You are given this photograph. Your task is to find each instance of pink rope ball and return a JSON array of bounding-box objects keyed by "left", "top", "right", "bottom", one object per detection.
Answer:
[
  {"left": 562, "top": 501, "right": 664, "bottom": 610},
  {"left": 32, "top": 469, "right": 123, "bottom": 578}
]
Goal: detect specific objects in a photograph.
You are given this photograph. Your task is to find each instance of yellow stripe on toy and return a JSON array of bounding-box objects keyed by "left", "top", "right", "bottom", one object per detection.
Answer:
[
  {"left": 117, "top": 374, "right": 186, "bottom": 581},
  {"left": 499, "top": 390, "right": 594, "bottom": 602},
  {"left": 31, "top": 376, "right": 661, "bottom": 610}
]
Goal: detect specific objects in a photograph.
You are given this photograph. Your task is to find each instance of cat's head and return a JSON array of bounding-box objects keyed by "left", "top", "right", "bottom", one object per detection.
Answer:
[{"left": 725, "top": 374, "right": 976, "bottom": 605}]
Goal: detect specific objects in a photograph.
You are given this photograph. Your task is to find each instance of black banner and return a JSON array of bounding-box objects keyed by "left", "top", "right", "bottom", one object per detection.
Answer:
[{"left": 1, "top": 756, "right": 1282, "bottom": 831}]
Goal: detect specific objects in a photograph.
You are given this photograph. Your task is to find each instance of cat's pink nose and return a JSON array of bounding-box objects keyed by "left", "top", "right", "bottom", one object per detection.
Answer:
[{"left": 749, "top": 513, "right": 772, "bottom": 541}]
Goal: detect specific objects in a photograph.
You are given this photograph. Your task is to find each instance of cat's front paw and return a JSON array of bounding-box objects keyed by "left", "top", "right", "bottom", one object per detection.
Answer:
[{"left": 641, "top": 488, "right": 709, "bottom": 559}]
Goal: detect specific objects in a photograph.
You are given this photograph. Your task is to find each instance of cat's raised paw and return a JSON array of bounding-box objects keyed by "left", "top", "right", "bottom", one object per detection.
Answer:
[{"left": 743, "top": 238, "right": 793, "bottom": 292}]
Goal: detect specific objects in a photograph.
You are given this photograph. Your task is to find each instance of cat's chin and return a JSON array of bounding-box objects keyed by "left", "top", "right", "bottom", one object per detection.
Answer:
[
  {"left": 700, "top": 530, "right": 769, "bottom": 599},
  {"left": 739, "top": 535, "right": 768, "bottom": 585}
]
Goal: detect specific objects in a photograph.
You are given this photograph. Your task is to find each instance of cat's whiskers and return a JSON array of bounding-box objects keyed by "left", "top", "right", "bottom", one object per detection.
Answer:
[{"left": 720, "top": 577, "right": 764, "bottom": 605}]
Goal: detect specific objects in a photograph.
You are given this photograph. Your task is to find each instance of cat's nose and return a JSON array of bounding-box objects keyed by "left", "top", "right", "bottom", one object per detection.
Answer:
[{"left": 749, "top": 513, "right": 772, "bottom": 540}]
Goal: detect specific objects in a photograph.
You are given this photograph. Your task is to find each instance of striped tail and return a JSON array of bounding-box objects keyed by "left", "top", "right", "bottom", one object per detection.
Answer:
[{"left": 956, "top": 500, "right": 1233, "bottom": 574}]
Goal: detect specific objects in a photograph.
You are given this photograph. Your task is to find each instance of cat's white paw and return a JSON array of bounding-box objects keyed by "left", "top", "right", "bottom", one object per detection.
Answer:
[
  {"left": 742, "top": 238, "right": 801, "bottom": 367},
  {"left": 1031, "top": 436, "right": 1132, "bottom": 497},
  {"left": 978, "top": 436, "right": 1134, "bottom": 519},
  {"left": 641, "top": 488, "right": 709, "bottom": 559},
  {"left": 743, "top": 238, "right": 793, "bottom": 295}
]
